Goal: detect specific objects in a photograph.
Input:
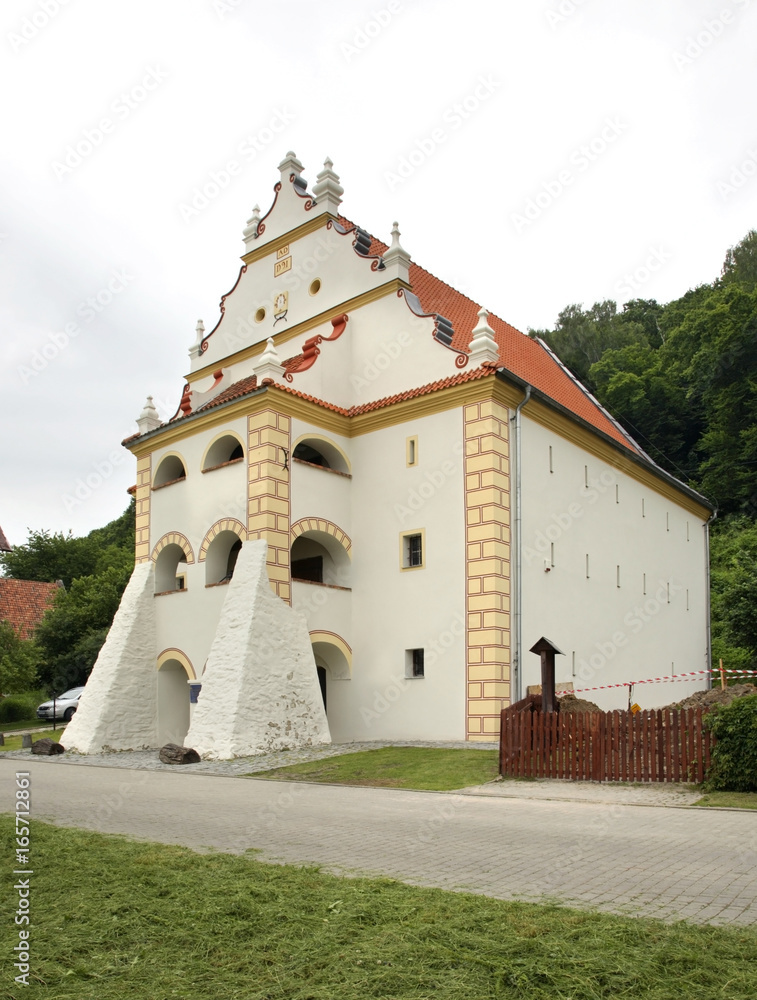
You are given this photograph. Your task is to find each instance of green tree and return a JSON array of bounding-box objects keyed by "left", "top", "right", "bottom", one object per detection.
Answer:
[
  {"left": 530, "top": 300, "right": 648, "bottom": 389},
  {"left": 34, "top": 563, "right": 132, "bottom": 690},
  {"left": 589, "top": 342, "right": 696, "bottom": 478},
  {"left": 721, "top": 229, "right": 757, "bottom": 292},
  {"left": 0, "top": 620, "right": 41, "bottom": 693},
  {"left": 0, "top": 500, "right": 135, "bottom": 589},
  {"left": 709, "top": 516, "right": 757, "bottom": 672}
]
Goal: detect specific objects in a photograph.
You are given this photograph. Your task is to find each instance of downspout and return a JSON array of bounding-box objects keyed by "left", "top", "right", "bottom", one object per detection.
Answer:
[
  {"left": 510, "top": 384, "right": 532, "bottom": 704},
  {"left": 704, "top": 509, "right": 718, "bottom": 690}
]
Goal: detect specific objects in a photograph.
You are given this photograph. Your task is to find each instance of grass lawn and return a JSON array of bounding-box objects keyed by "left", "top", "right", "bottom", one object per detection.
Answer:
[
  {"left": 0, "top": 727, "right": 66, "bottom": 752},
  {"left": 250, "top": 747, "right": 500, "bottom": 791},
  {"left": 693, "top": 790, "right": 757, "bottom": 809},
  {"left": 0, "top": 818, "right": 755, "bottom": 999},
  {"left": 0, "top": 719, "right": 56, "bottom": 734}
]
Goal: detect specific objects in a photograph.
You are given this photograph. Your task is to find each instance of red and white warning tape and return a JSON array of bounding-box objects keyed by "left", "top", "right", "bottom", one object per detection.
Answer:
[{"left": 567, "top": 668, "right": 757, "bottom": 696}]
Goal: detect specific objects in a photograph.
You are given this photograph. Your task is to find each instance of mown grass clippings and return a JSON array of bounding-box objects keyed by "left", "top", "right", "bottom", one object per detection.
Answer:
[
  {"left": 694, "top": 790, "right": 757, "bottom": 809},
  {"left": 1, "top": 818, "right": 756, "bottom": 999},
  {"left": 248, "top": 746, "right": 500, "bottom": 791}
]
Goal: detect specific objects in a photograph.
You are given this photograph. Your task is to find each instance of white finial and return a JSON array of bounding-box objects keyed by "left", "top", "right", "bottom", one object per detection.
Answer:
[
  {"left": 242, "top": 204, "right": 261, "bottom": 242},
  {"left": 136, "top": 395, "right": 162, "bottom": 435},
  {"left": 312, "top": 156, "right": 344, "bottom": 214},
  {"left": 254, "top": 337, "right": 285, "bottom": 382},
  {"left": 189, "top": 319, "right": 205, "bottom": 360},
  {"left": 278, "top": 150, "right": 304, "bottom": 178},
  {"left": 468, "top": 308, "right": 500, "bottom": 367},
  {"left": 382, "top": 220, "right": 411, "bottom": 282}
]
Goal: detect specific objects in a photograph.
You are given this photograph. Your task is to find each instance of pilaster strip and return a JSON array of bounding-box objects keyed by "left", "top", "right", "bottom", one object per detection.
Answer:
[{"left": 464, "top": 399, "right": 512, "bottom": 740}]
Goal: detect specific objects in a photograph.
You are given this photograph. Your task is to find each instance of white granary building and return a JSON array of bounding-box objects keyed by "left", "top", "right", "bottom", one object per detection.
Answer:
[{"left": 64, "top": 152, "right": 714, "bottom": 758}]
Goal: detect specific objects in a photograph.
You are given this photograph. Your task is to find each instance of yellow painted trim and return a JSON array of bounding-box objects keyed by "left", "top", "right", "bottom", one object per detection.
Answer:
[
  {"left": 198, "top": 518, "right": 247, "bottom": 562},
  {"left": 240, "top": 213, "right": 337, "bottom": 266},
  {"left": 291, "top": 432, "right": 352, "bottom": 475},
  {"left": 153, "top": 450, "right": 188, "bottom": 485},
  {"left": 151, "top": 532, "right": 195, "bottom": 564},
  {"left": 187, "top": 277, "right": 410, "bottom": 385},
  {"left": 157, "top": 648, "right": 196, "bottom": 680},
  {"left": 127, "top": 375, "right": 708, "bottom": 519},
  {"left": 309, "top": 630, "right": 353, "bottom": 669},
  {"left": 399, "top": 528, "right": 425, "bottom": 571},
  {"left": 200, "top": 429, "right": 245, "bottom": 471},
  {"left": 291, "top": 517, "right": 352, "bottom": 559},
  {"left": 406, "top": 435, "right": 418, "bottom": 467}
]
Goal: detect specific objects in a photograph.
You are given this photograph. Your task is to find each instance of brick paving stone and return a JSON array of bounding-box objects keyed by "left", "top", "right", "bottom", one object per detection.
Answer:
[{"left": 1, "top": 746, "right": 756, "bottom": 927}]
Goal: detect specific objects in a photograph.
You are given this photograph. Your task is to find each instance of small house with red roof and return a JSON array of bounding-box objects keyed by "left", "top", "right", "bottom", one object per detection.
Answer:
[
  {"left": 0, "top": 579, "right": 59, "bottom": 639},
  {"left": 64, "top": 153, "right": 713, "bottom": 756}
]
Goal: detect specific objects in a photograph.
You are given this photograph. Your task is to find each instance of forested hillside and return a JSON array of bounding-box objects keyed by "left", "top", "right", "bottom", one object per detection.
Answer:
[{"left": 530, "top": 230, "right": 757, "bottom": 673}]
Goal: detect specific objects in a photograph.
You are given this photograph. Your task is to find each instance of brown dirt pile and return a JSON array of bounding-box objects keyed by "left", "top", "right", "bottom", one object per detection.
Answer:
[
  {"left": 671, "top": 683, "right": 756, "bottom": 711},
  {"left": 557, "top": 692, "right": 603, "bottom": 714}
]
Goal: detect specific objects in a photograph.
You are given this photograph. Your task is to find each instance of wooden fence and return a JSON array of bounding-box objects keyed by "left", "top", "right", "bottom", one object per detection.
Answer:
[{"left": 499, "top": 706, "right": 714, "bottom": 783}]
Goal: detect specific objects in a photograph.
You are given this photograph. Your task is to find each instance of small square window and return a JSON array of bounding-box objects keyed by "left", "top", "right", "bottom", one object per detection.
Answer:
[
  {"left": 406, "top": 648, "right": 425, "bottom": 678},
  {"left": 400, "top": 530, "right": 425, "bottom": 569}
]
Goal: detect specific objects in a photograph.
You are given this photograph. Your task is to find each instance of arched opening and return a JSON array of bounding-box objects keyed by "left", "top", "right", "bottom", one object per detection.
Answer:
[
  {"left": 316, "top": 665, "right": 327, "bottom": 712},
  {"left": 292, "top": 436, "right": 350, "bottom": 475},
  {"left": 153, "top": 454, "right": 186, "bottom": 488},
  {"left": 205, "top": 531, "right": 244, "bottom": 585},
  {"left": 311, "top": 638, "right": 351, "bottom": 740},
  {"left": 203, "top": 434, "right": 244, "bottom": 471},
  {"left": 291, "top": 531, "right": 351, "bottom": 588},
  {"left": 157, "top": 659, "right": 190, "bottom": 746},
  {"left": 154, "top": 544, "right": 189, "bottom": 594}
]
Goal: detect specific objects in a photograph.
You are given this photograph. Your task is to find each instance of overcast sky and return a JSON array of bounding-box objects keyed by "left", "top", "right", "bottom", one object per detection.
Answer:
[{"left": 1, "top": 0, "right": 755, "bottom": 548}]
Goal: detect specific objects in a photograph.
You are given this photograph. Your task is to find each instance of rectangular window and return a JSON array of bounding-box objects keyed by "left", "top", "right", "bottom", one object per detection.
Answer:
[
  {"left": 642, "top": 498, "right": 646, "bottom": 518},
  {"left": 615, "top": 484, "right": 620, "bottom": 504},
  {"left": 292, "top": 556, "right": 323, "bottom": 583},
  {"left": 400, "top": 530, "right": 425, "bottom": 570},
  {"left": 406, "top": 436, "right": 418, "bottom": 467},
  {"left": 176, "top": 575, "right": 186, "bottom": 591},
  {"left": 585, "top": 553, "right": 590, "bottom": 579},
  {"left": 616, "top": 565, "right": 621, "bottom": 588},
  {"left": 549, "top": 445, "right": 553, "bottom": 473},
  {"left": 643, "top": 572, "right": 647, "bottom": 595},
  {"left": 406, "top": 648, "right": 425, "bottom": 678},
  {"left": 584, "top": 465, "right": 589, "bottom": 488}
]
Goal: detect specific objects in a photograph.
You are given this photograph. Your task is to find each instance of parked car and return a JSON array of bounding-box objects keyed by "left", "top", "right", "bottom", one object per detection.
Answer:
[{"left": 36, "top": 687, "right": 84, "bottom": 723}]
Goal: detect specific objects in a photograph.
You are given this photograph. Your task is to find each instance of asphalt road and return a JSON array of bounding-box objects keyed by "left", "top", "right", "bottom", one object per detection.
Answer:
[{"left": 2, "top": 758, "right": 756, "bottom": 925}]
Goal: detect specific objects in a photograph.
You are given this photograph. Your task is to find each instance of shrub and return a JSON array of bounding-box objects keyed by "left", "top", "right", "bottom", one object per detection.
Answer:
[
  {"left": 705, "top": 694, "right": 757, "bottom": 791},
  {"left": 0, "top": 691, "right": 41, "bottom": 723}
]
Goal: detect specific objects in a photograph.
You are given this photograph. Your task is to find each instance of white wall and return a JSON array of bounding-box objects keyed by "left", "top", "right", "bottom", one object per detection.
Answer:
[{"left": 519, "top": 416, "right": 709, "bottom": 710}]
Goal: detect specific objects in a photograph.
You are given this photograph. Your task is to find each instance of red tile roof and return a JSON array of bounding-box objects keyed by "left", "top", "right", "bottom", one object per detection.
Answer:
[
  {"left": 191, "top": 362, "right": 501, "bottom": 420},
  {"left": 0, "top": 526, "right": 10, "bottom": 552},
  {"left": 0, "top": 579, "right": 60, "bottom": 638},
  {"left": 350, "top": 223, "right": 637, "bottom": 453}
]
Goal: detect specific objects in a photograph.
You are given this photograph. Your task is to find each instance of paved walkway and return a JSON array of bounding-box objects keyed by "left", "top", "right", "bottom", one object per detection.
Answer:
[{"left": 2, "top": 750, "right": 756, "bottom": 927}]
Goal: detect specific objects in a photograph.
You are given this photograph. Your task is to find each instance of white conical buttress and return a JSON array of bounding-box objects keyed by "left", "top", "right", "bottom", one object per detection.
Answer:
[
  {"left": 62, "top": 562, "right": 158, "bottom": 753},
  {"left": 186, "top": 540, "right": 331, "bottom": 759}
]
